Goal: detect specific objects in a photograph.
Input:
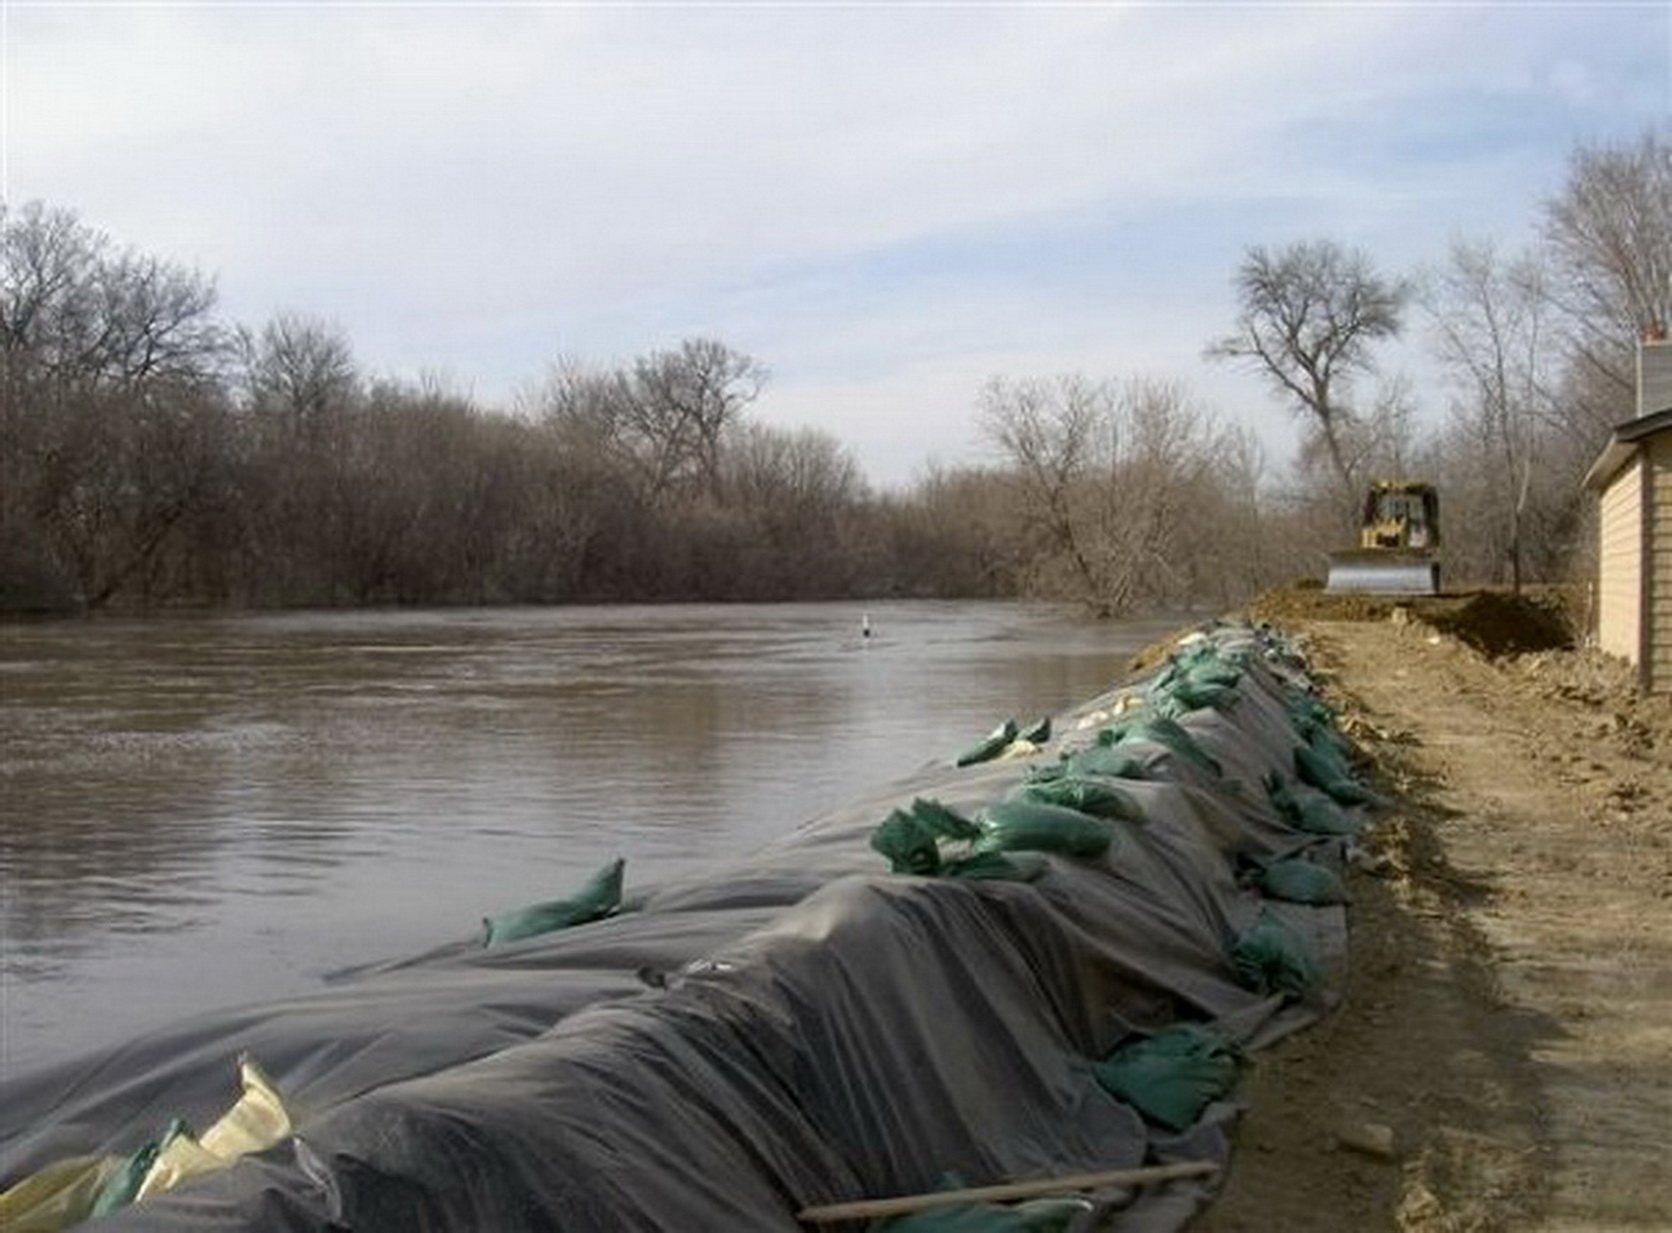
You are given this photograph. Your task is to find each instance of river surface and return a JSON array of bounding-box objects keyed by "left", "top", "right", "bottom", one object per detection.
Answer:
[{"left": 0, "top": 601, "right": 1182, "bottom": 1081}]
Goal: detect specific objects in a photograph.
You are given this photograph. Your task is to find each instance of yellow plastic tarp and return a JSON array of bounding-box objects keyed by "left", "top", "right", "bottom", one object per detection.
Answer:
[
  {"left": 0, "top": 1153, "right": 120, "bottom": 1233},
  {"left": 136, "top": 1055, "right": 292, "bottom": 1201},
  {"left": 0, "top": 1054, "right": 293, "bottom": 1230}
]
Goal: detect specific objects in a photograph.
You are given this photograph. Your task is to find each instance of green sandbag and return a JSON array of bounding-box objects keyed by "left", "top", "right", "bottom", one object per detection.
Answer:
[
  {"left": 1295, "top": 792, "right": 1360, "bottom": 835},
  {"left": 1321, "top": 773, "right": 1380, "bottom": 808},
  {"left": 1186, "top": 660, "right": 1244, "bottom": 690},
  {"left": 1326, "top": 778, "right": 1380, "bottom": 808},
  {"left": 90, "top": 1127, "right": 171, "bottom": 1217},
  {"left": 1285, "top": 692, "right": 1339, "bottom": 738},
  {"left": 1294, "top": 736, "right": 1351, "bottom": 784},
  {"left": 1257, "top": 857, "right": 1349, "bottom": 905},
  {"left": 1294, "top": 724, "right": 1359, "bottom": 779},
  {"left": 1230, "top": 907, "right": 1319, "bottom": 997},
  {"left": 482, "top": 857, "right": 625, "bottom": 947},
  {"left": 1098, "top": 715, "right": 1222, "bottom": 776},
  {"left": 1092, "top": 1023, "right": 1240, "bottom": 1131},
  {"left": 973, "top": 800, "right": 1113, "bottom": 859},
  {"left": 908, "top": 796, "right": 982, "bottom": 842},
  {"left": 1009, "top": 777, "right": 1141, "bottom": 821},
  {"left": 1152, "top": 648, "right": 1242, "bottom": 708},
  {"left": 1311, "top": 723, "right": 1354, "bottom": 759},
  {"left": 1146, "top": 679, "right": 1235, "bottom": 718},
  {"left": 871, "top": 809, "right": 943, "bottom": 875},
  {"left": 1160, "top": 642, "right": 1245, "bottom": 688},
  {"left": 1293, "top": 744, "right": 1381, "bottom": 807},
  {"left": 871, "top": 799, "right": 982, "bottom": 875},
  {"left": 956, "top": 719, "right": 1019, "bottom": 767},
  {"left": 1059, "top": 745, "right": 1153, "bottom": 782},
  {"left": 1265, "top": 773, "right": 1360, "bottom": 836},
  {"left": 1018, "top": 716, "right": 1052, "bottom": 745},
  {"left": 1284, "top": 697, "right": 1357, "bottom": 759},
  {"left": 941, "top": 850, "right": 1050, "bottom": 882},
  {"left": 1172, "top": 664, "right": 1243, "bottom": 695}
]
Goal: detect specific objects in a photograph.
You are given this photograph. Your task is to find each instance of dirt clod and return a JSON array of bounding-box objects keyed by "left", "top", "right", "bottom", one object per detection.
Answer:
[{"left": 1332, "top": 1121, "right": 1400, "bottom": 1161}]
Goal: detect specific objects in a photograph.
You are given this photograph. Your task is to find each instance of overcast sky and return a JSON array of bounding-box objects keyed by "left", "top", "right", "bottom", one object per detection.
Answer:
[{"left": 5, "top": 2, "right": 1668, "bottom": 486}]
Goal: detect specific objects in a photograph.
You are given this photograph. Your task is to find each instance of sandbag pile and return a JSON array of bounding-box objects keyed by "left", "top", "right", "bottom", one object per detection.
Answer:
[{"left": 2, "top": 620, "right": 1376, "bottom": 1232}]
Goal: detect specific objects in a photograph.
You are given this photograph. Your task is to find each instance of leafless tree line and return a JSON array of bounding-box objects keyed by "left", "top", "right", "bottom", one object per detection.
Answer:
[
  {"left": 0, "top": 207, "right": 1004, "bottom": 613},
  {"left": 1417, "top": 128, "right": 1670, "bottom": 591},
  {"left": 3, "top": 128, "right": 1665, "bottom": 616},
  {"left": 978, "top": 128, "right": 1667, "bottom": 610},
  {"left": 972, "top": 376, "right": 1270, "bottom": 615},
  {"left": 1185, "top": 127, "right": 1665, "bottom": 595}
]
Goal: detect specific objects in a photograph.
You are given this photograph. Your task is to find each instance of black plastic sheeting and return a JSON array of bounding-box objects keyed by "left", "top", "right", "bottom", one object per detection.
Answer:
[{"left": 2, "top": 622, "right": 1361, "bottom": 1231}]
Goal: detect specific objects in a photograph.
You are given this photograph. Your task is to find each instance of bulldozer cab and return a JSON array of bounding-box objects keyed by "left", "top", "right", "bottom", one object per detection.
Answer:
[{"left": 1360, "top": 482, "right": 1439, "bottom": 551}]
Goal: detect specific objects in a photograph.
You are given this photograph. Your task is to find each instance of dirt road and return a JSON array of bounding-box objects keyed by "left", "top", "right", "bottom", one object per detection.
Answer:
[{"left": 1198, "top": 615, "right": 1672, "bottom": 1232}]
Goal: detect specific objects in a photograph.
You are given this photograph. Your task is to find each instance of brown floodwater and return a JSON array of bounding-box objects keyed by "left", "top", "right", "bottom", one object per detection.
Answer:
[{"left": 0, "top": 600, "right": 1181, "bottom": 1079}]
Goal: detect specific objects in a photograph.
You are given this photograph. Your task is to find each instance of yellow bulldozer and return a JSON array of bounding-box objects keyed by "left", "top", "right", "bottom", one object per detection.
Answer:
[{"left": 1325, "top": 480, "right": 1441, "bottom": 594}]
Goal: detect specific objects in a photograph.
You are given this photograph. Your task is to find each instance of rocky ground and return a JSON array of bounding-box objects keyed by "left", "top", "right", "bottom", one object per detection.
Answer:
[{"left": 1195, "top": 592, "right": 1671, "bottom": 1232}]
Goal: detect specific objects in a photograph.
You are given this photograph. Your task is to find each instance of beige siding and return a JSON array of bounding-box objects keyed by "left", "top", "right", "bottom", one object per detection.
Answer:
[
  {"left": 1649, "top": 432, "right": 1672, "bottom": 693},
  {"left": 1597, "top": 453, "right": 1642, "bottom": 667}
]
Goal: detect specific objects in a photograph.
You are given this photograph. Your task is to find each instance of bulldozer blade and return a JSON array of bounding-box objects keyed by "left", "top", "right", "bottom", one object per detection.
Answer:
[{"left": 1325, "top": 552, "right": 1440, "bottom": 595}]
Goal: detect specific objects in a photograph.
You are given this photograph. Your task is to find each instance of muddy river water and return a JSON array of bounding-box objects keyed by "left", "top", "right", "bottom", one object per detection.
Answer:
[{"left": 0, "top": 601, "right": 1181, "bottom": 1080}]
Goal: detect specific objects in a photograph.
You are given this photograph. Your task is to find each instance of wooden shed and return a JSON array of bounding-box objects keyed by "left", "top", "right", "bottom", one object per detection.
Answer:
[{"left": 1583, "top": 340, "right": 1672, "bottom": 692}]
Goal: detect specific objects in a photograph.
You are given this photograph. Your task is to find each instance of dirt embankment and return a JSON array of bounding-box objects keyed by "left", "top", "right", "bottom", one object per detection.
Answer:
[{"left": 1196, "top": 590, "right": 1672, "bottom": 1232}]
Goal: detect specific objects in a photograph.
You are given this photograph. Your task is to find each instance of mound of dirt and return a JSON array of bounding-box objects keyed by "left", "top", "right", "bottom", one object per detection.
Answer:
[
  {"left": 1246, "top": 585, "right": 1574, "bottom": 659},
  {"left": 1417, "top": 591, "right": 1573, "bottom": 658},
  {"left": 1245, "top": 581, "right": 1412, "bottom": 625}
]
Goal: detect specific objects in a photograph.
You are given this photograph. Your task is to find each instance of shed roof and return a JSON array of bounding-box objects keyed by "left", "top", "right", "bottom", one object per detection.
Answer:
[{"left": 1583, "top": 408, "right": 1672, "bottom": 491}]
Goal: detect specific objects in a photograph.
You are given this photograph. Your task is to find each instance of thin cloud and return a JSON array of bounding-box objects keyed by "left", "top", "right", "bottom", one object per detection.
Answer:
[{"left": 5, "top": 3, "right": 1666, "bottom": 484}]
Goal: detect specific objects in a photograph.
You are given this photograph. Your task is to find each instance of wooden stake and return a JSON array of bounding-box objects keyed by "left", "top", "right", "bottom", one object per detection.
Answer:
[{"left": 796, "top": 1159, "right": 1220, "bottom": 1223}]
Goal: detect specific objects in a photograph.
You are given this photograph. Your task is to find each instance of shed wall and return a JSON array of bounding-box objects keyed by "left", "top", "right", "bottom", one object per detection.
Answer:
[
  {"left": 1597, "top": 453, "right": 1642, "bottom": 668},
  {"left": 1650, "top": 432, "right": 1672, "bottom": 693}
]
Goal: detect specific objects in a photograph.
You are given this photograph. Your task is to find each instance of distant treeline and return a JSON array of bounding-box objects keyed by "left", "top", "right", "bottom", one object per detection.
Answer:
[
  {"left": 0, "top": 244, "right": 1006, "bottom": 612},
  {"left": 0, "top": 205, "right": 1283, "bottom": 618},
  {"left": 3, "top": 128, "right": 1666, "bottom": 617}
]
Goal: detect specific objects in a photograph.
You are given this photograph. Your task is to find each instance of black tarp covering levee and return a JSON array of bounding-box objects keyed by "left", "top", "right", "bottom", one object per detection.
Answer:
[{"left": 1, "top": 623, "right": 1363, "bottom": 1231}]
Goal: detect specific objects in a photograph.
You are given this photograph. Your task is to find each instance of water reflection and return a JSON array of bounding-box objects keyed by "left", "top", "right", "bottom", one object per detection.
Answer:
[{"left": 0, "top": 601, "right": 1181, "bottom": 1076}]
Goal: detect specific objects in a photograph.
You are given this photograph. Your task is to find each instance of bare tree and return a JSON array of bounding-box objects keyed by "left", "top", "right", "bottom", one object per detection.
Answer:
[
  {"left": 979, "top": 374, "right": 1107, "bottom": 604},
  {"left": 1541, "top": 127, "right": 1672, "bottom": 436},
  {"left": 1192, "top": 424, "right": 1291, "bottom": 604},
  {"left": 1208, "top": 239, "right": 1408, "bottom": 520},
  {"left": 625, "top": 338, "right": 766, "bottom": 502},
  {"left": 709, "top": 423, "right": 866, "bottom": 596},
  {"left": 873, "top": 465, "right": 1014, "bottom": 598},
  {"left": 1, "top": 203, "right": 230, "bottom": 610},
  {"left": 53, "top": 383, "right": 238, "bottom": 608},
  {"left": 725, "top": 422, "right": 864, "bottom": 527},
  {"left": 239, "top": 312, "right": 359, "bottom": 442},
  {"left": 1, "top": 201, "right": 223, "bottom": 393},
  {"left": 529, "top": 340, "right": 765, "bottom": 506},
  {"left": 224, "top": 314, "right": 364, "bottom": 602},
  {"left": 1424, "top": 239, "right": 1561, "bottom": 590},
  {"left": 1538, "top": 129, "right": 1672, "bottom": 389},
  {"left": 980, "top": 374, "right": 1252, "bottom": 615}
]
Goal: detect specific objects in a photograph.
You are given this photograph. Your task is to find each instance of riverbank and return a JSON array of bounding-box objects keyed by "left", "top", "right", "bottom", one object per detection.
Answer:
[
  {"left": 1200, "top": 602, "right": 1672, "bottom": 1231},
  {"left": 3, "top": 617, "right": 1355, "bottom": 1229}
]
